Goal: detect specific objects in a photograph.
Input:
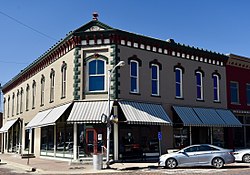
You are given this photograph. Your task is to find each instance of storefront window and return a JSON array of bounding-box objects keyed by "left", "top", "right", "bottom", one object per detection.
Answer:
[
  {"left": 56, "top": 123, "right": 73, "bottom": 153},
  {"left": 213, "top": 127, "right": 224, "bottom": 147},
  {"left": 173, "top": 127, "right": 188, "bottom": 149},
  {"left": 41, "top": 126, "right": 54, "bottom": 151}
]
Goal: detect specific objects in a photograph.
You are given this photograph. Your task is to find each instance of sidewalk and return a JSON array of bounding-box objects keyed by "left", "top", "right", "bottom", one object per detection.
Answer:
[{"left": 0, "top": 153, "right": 158, "bottom": 174}]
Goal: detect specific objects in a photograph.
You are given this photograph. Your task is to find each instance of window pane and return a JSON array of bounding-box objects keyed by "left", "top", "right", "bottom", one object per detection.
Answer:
[
  {"left": 152, "top": 80, "right": 158, "bottom": 95},
  {"left": 89, "top": 76, "right": 104, "bottom": 91},
  {"left": 214, "top": 89, "right": 219, "bottom": 101},
  {"left": 247, "top": 84, "right": 250, "bottom": 104},
  {"left": 152, "top": 66, "right": 157, "bottom": 79},
  {"left": 131, "top": 77, "right": 137, "bottom": 92},
  {"left": 89, "top": 61, "right": 96, "bottom": 75},
  {"left": 213, "top": 76, "right": 218, "bottom": 87},
  {"left": 197, "top": 87, "right": 201, "bottom": 99},
  {"left": 196, "top": 73, "right": 201, "bottom": 85},
  {"left": 97, "top": 60, "right": 104, "bottom": 74},
  {"left": 230, "top": 82, "right": 238, "bottom": 103},
  {"left": 176, "top": 69, "right": 181, "bottom": 83},
  {"left": 176, "top": 83, "right": 181, "bottom": 97},
  {"left": 131, "top": 62, "right": 137, "bottom": 76}
]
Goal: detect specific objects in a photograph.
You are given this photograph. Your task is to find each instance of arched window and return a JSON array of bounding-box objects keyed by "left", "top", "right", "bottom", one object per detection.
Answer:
[
  {"left": 88, "top": 59, "right": 105, "bottom": 92},
  {"left": 26, "top": 84, "right": 30, "bottom": 111},
  {"left": 41, "top": 75, "right": 45, "bottom": 106},
  {"left": 16, "top": 90, "right": 19, "bottom": 115},
  {"left": 130, "top": 60, "right": 139, "bottom": 93},
  {"left": 20, "top": 88, "right": 23, "bottom": 113},
  {"left": 61, "top": 62, "right": 67, "bottom": 98},
  {"left": 175, "top": 67, "right": 183, "bottom": 98},
  {"left": 12, "top": 93, "right": 15, "bottom": 116},
  {"left": 212, "top": 74, "right": 220, "bottom": 102},
  {"left": 195, "top": 71, "right": 203, "bottom": 100},
  {"left": 32, "top": 80, "right": 36, "bottom": 108},
  {"left": 151, "top": 64, "right": 159, "bottom": 96},
  {"left": 7, "top": 95, "right": 10, "bottom": 118},
  {"left": 50, "top": 69, "right": 55, "bottom": 102}
]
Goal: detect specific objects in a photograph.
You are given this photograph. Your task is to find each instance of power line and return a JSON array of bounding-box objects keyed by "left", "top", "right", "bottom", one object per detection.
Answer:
[{"left": 0, "top": 10, "right": 57, "bottom": 41}]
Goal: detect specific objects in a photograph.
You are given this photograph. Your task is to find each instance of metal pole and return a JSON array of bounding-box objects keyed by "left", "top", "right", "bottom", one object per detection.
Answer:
[{"left": 106, "top": 70, "right": 111, "bottom": 168}]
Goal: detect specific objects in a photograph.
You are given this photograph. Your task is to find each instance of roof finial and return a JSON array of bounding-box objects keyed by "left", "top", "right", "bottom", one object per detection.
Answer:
[{"left": 92, "top": 12, "right": 99, "bottom": 21}]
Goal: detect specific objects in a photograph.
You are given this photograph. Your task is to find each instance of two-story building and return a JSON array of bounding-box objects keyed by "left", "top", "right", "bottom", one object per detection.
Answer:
[
  {"left": 226, "top": 54, "right": 250, "bottom": 148},
  {"left": 0, "top": 13, "right": 241, "bottom": 161}
]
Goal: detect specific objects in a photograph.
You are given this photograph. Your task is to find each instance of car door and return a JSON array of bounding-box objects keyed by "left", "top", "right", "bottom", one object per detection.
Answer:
[
  {"left": 178, "top": 146, "right": 200, "bottom": 166},
  {"left": 197, "top": 145, "right": 218, "bottom": 164}
]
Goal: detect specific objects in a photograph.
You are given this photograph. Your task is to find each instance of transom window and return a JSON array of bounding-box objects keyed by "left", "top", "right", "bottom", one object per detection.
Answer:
[
  {"left": 230, "top": 81, "right": 239, "bottom": 104},
  {"left": 175, "top": 68, "right": 183, "bottom": 98},
  {"left": 213, "top": 74, "right": 220, "bottom": 102},
  {"left": 88, "top": 59, "right": 105, "bottom": 92},
  {"left": 130, "top": 60, "right": 139, "bottom": 93},
  {"left": 151, "top": 64, "right": 159, "bottom": 96},
  {"left": 196, "top": 71, "right": 203, "bottom": 100}
]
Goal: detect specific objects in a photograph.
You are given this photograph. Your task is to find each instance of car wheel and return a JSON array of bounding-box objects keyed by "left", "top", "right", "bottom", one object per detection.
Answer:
[
  {"left": 242, "top": 154, "right": 250, "bottom": 163},
  {"left": 212, "top": 157, "right": 224, "bottom": 169},
  {"left": 165, "top": 158, "right": 177, "bottom": 169}
]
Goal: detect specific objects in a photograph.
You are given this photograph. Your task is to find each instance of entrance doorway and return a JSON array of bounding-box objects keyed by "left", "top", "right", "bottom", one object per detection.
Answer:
[{"left": 85, "top": 128, "right": 105, "bottom": 155}]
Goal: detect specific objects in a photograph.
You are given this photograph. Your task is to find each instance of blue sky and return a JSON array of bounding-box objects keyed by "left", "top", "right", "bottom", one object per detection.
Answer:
[{"left": 1, "top": 0, "right": 250, "bottom": 87}]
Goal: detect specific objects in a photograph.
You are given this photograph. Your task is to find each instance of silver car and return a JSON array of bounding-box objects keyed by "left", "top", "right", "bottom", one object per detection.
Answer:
[{"left": 159, "top": 144, "right": 235, "bottom": 169}]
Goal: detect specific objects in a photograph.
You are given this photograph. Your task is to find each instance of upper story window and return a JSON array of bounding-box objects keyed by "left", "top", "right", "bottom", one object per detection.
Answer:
[
  {"left": 12, "top": 93, "right": 15, "bottom": 116},
  {"left": 230, "top": 81, "right": 239, "bottom": 104},
  {"left": 195, "top": 71, "right": 203, "bottom": 100},
  {"left": 130, "top": 60, "right": 139, "bottom": 93},
  {"left": 32, "top": 80, "right": 36, "bottom": 109},
  {"left": 26, "top": 84, "right": 30, "bottom": 111},
  {"left": 16, "top": 90, "right": 19, "bottom": 115},
  {"left": 151, "top": 64, "right": 159, "bottom": 96},
  {"left": 7, "top": 96, "right": 10, "bottom": 118},
  {"left": 50, "top": 69, "right": 55, "bottom": 102},
  {"left": 41, "top": 75, "right": 45, "bottom": 106},
  {"left": 212, "top": 74, "right": 220, "bottom": 102},
  {"left": 247, "top": 84, "right": 250, "bottom": 105},
  {"left": 88, "top": 59, "right": 105, "bottom": 92},
  {"left": 3, "top": 98, "right": 6, "bottom": 119},
  {"left": 61, "top": 61, "right": 67, "bottom": 98},
  {"left": 20, "top": 88, "right": 23, "bottom": 113},
  {"left": 175, "top": 67, "right": 183, "bottom": 98}
]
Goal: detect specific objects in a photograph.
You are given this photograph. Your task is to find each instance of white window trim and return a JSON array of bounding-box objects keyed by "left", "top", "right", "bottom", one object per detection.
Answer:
[
  {"left": 151, "top": 64, "right": 160, "bottom": 96},
  {"left": 213, "top": 74, "right": 220, "bottom": 102},
  {"left": 196, "top": 71, "right": 203, "bottom": 100},
  {"left": 130, "top": 60, "right": 139, "bottom": 93},
  {"left": 62, "top": 67, "right": 67, "bottom": 98},
  {"left": 175, "top": 68, "right": 183, "bottom": 98},
  {"left": 86, "top": 59, "right": 106, "bottom": 93}
]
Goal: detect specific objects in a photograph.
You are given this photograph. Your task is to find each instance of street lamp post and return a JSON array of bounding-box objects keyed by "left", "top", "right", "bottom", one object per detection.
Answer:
[{"left": 106, "top": 61, "right": 125, "bottom": 168}]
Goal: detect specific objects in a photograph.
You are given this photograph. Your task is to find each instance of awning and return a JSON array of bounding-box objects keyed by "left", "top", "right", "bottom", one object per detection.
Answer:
[
  {"left": 118, "top": 101, "right": 172, "bottom": 125},
  {"left": 0, "top": 118, "right": 19, "bottom": 133},
  {"left": 67, "top": 101, "right": 114, "bottom": 123},
  {"left": 173, "top": 106, "right": 242, "bottom": 127},
  {"left": 172, "top": 106, "right": 203, "bottom": 126},
  {"left": 215, "top": 109, "right": 242, "bottom": 127},
  {"left": 26, "top": 109, "right": 52, "bottom": 129},
  {"left": 35, "top": 103, "right": 72, "bottom": 127},
  {"left": 193, "top": 108, "right": 226, "bottom": 127}
]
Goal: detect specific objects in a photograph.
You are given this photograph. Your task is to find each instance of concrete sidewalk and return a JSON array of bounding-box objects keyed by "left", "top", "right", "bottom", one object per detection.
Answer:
[{"left": 0, "top": 153, "right": 158, "bottom": 174}]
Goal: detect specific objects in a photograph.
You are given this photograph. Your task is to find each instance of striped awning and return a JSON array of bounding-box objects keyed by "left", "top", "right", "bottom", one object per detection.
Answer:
[
  {"left": 0, "top": 118, "right": 19, "bottom": 133},
  {"left": 173, "top": 106, "right": 203, "bottom": 126},
  {"left": 173, "top": 106, "right": 242, "bottom": 127},
  {"left": 67, "top": 101, "right": 114, "bottom": 123},
  {"left": 118, "top": 101, "right": 172, "bottom": 125},
  {"left": 215, "top": 109, "right": 242, "bottom": 127},
  {"left": 26, "top": 109, "right": 52, "bottom": 129}
]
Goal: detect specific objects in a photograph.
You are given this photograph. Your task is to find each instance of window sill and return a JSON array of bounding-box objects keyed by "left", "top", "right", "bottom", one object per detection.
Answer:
[
  {"left": 151, "top": 94, "right": 161, "bottom": 98},
  {"left": 49, "top": 100, "right": 54, "bottom": 103},
  {"left": 85, "top": 91, "right": 108, "bottom": 95},
  {"left": 213, "top": 100, "right": 221, "bottom": 103},
  {"left": 61, "top": 96, "right": 66, "bottom": 99},
  {"left": 40, "top": 104, "right": 44, "bottom": 107},
  {"left": 175, "top": 97, "right": 184, "bottom": 100},
  {"left": 230, "top": 102, "right": 241, "bottom": 105},
  {"left": 129, "top": 92, "right": 141, "bottom": 95},
  {"left": 196, "top": 99, "right": 204, "bottom": 102}
]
